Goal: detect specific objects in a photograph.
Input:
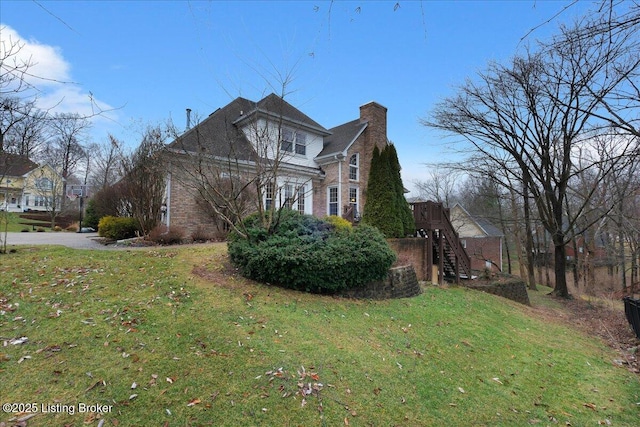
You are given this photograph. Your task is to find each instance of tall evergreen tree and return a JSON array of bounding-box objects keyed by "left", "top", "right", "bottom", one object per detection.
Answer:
[
  {"left": 387, "top": 143, "right": 415, "bottom": 235},
  {"left": 362, "top": 144, "right": 413, "bottom": 238}
]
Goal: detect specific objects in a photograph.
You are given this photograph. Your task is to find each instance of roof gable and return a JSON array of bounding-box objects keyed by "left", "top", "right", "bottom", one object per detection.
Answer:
[
  {"left": 234, "top": 93, "right": 330, "bottom": 136},
  {"left": 450, "top": 204, "right": 503, "bottom": 237},
  {"left": 0, "top": 152, "right": 39, "bottom": 177},
  {"left": 316, "top": 119, "right": 367, "bottom": 160}
]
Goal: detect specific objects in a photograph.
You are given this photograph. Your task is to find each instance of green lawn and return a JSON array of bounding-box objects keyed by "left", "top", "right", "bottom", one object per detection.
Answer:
[
  {"left": 0, "top": 212, "right": 50, "bottom": 233},
  {"left": 1, "top": 244, "right": 638, "bottom": 426}
]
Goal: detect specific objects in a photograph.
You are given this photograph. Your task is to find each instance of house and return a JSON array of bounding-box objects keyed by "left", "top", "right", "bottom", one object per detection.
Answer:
[
  {"left": 0, "top": 152, "right": 65, "bottom": 213},
  {"left": 163, "top": 94, "right": 389, "bottom": 236},
  {"left": 449, "top": 203, "right": 504, "bottom": 272}
]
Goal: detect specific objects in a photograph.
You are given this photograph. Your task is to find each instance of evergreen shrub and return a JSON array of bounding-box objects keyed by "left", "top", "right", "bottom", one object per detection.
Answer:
[
  {"left": 98, "top": 216, "right": 140, "bottom": 240},
  {"left": 83, "top": 199, "right": 100, "bottom": 230},
  {"left": 228, "top": 210, "right": 396, "bottom": 294}
]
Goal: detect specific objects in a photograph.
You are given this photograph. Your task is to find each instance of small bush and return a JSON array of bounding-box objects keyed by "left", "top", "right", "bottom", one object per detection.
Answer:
[
  {"left": 21, "top": 227, "right": 29, "bottom": 233},
  {"left": 191, "top": 226, "right": 214, "bottom": 243},
  {"left": 53, "top": 226, "right": 62, "bottom": 232},
  {"left": 147, "top": 225, "right": 185, "bottom": 245},
  {"left": 324, "top": 215, "right": 352, "bottom": 233},
  {"left": 36, "top": 227, "right": 45, "bottom": 232},
  {"left": 228, "top": 210, "right": 396, "bottom": 294},
  {"left": 98, "top": 216, "right": 140, "bottom": 240},
  {"left": 65, "top": 223, "right": 78, "bottom": 232}
]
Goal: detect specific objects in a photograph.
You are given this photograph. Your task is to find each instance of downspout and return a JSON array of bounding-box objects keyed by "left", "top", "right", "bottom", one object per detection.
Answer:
[
  {"left": 336, "top": 154, "right": 345, "bottom": 215},
  {"left": 164, "top": 173, "right": 171, "bottom": 226}
]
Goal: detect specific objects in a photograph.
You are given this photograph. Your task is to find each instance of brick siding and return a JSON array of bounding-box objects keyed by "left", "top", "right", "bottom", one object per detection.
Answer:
[{"left": 464, "top": 236, "right": 502, "bottom": 272}]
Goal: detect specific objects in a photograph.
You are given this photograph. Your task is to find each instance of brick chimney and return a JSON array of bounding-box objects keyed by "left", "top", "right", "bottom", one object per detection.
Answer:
[{"left": 359, "top": 101, "right": 388, "bottom": 152}]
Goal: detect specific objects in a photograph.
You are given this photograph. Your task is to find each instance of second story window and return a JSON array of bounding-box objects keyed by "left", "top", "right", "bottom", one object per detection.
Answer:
[
  {"left": 281, "top": 128, "right": 306, "bottom": 156},
  {"left": 36, "top": 177, "right": 53, "bottom": 191},
  {"left": 349, "top": 154, "right": 359, "bottom": 181}
]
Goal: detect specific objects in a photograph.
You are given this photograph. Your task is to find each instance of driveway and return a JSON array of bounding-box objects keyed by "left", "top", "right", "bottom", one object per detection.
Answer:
[{"left": 2, "top": 232, "right": 110, "bottom": 250}]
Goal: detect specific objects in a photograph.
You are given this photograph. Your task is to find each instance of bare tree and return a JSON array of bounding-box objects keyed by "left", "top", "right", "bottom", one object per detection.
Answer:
[
  {"left": 3, "top": 100, "right": 48, "bottom": 156},
  {"left": 426, "top": 34, "right": 639, "bottom": 297},
  {"left": 88, "top": 134, "right": 123, "bottom": 190},
  {"left": 40, "top": 112, "right": 90, "bottom": 208},
  {"left": 30, "top": 167, "right": 65, "bottom": 228},
  {"left": 120, "top": 125, "right": 167, "bottom": 236},
  {"left": 413, "top": 165, "right": 460, "bottom": 207}
]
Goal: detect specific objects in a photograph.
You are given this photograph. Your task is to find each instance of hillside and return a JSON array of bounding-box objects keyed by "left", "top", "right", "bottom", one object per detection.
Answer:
[{"left": 0, "top": 243, "right": 638, "bottom": 426}]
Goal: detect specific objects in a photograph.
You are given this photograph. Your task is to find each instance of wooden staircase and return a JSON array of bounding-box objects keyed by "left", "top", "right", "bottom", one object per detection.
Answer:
[{"left": 412, "top": 201, "right": 472, "bottom": 284}]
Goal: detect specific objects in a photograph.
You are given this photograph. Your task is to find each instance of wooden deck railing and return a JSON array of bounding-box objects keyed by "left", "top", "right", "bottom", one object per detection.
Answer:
[{"left": 412, "top": 201, "right": 471, "bottom": 284}]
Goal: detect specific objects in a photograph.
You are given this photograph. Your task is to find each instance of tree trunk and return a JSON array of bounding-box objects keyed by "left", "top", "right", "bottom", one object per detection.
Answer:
[
  {"left": 496, "top": 194, "right": 512, "bottom": 275},
  {"left": 571, "top": 235, "right": 580, "bottom": 292},
  {"left": 619, "top": 232, "right": 627, "bottom": 289},
  {"left": 551, "top": 241, "right": 570, "bottom": 297},
  {"left": 509, "top": 188, "right": 525, "bottom": 280},
  {"left": 523, "top": 183, "right": 537, "bottom": 290}
]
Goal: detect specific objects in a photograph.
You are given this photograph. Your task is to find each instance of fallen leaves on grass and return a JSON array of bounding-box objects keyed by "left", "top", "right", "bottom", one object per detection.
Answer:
[
  {"left": 260, "top": 366, "right": 325, "bottom": 408},
  {"left": 187, "top": 398, "right": 201, "bottom": 407}
]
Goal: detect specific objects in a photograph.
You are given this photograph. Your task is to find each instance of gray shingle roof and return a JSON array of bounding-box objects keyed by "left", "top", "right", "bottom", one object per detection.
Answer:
[
  {"left": 317, "top": 119, "right": 367, "bottom": 159},
  {"left": 167, "top": 94, "right": 334, "bottom": 160},
  {"left": 167, "top": 97, "right": 257, "bottom": 161},
  {"left": 251, "top": 94, "right": 329, "bottom": 134},
  {"left": 474, "top": 217, "right": 503, "bottom": 237}
]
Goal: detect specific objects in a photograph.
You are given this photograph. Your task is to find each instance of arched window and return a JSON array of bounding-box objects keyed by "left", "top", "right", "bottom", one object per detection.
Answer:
[
  {"left": 35, "top": 177, "right": 53, "bottom": 191},
  {"left": 349, "top": 153, "right": 359, "bottom": 181}
]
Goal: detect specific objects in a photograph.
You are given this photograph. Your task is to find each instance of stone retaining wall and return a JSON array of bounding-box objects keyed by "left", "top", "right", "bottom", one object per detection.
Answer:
[
  {"left": 339, "top": 265, "right": 421, "bottom": 300},
  {"left": 465, "top": 277, "right": 530, "bottom": 305}
]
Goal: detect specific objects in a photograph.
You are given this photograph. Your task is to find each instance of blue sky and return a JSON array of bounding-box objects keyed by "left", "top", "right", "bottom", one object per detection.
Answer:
[{"left": 1, "top": 0, "right": 595, "bottom": 194}]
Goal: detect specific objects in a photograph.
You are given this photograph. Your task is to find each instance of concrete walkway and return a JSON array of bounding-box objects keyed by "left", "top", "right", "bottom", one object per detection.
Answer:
[{"left": 2, "top": 232, "right": 110, "bottom": 250}]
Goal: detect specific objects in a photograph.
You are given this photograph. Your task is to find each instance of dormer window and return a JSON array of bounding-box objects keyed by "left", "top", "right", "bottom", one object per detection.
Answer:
[
  {"left": 349, "top": 153, "right": 359, "bottom": 181},
  {"left": 281, "top": 128, "right": 306, "bottom": 156}
]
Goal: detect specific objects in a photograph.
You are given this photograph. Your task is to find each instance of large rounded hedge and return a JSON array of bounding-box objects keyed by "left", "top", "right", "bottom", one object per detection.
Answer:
[{"left": 227, "top": 210, "right": 396, "bottom": 294}]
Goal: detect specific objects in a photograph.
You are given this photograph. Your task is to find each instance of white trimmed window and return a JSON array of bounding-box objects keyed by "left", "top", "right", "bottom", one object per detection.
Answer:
[
  {"left": 264, "top": 181, "right": 274, "bottom": 210},
  {"left": 297, "top": 185, "right": 306, "bottom": 214},
  {"left": 328, "top": 186, "right": 338, "bottom": 216},
  {"left": 36, "top": 177, "right": 53, "bottom": 191},
  {"left": 281, "top": 128, "right": 307, "bottom": 156},
  {"left": 349, "top": 187, "right": 358, "bottom": 216},
  {"left": 349, "top": 153, "right": 359, "bottom": 181},
  {"left": 34, "top": 195, "right": 50, "bottom": 207},
  {"left": 283, "top": 184, "right": 294, "bottom": 210}
]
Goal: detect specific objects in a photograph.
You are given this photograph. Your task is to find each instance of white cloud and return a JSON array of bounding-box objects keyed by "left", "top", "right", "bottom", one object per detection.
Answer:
[
  {"left": 0, "top": 24, "right": 115, "bottom": 122},
  {"left": 1, "top": 25, "right": 70, "bottom": 91}
]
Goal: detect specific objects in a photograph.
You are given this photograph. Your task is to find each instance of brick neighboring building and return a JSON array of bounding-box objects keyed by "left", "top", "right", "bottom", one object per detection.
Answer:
[
  {"left": 163, "top": 94, "right": 389, "bottom": 236},
  {"left": 449, "top": 204, "right": 504, "bottom": 272}
]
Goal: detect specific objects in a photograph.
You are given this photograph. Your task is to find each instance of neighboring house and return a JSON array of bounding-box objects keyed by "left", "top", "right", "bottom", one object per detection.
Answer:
[
  {"left": 0, "top": 152, "right": 65, "bottom": 213},
  {"left": 449, "top": 203, "right": 504, "bottom": 272},
  {"left": 163, "top": 94, "right": 389, "bottom": 236}
]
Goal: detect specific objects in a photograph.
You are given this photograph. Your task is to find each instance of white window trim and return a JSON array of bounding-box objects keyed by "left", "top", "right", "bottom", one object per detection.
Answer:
[
  {"left": 348, "top": 186, "right": 359, "bottom": 217},
  {"left": 327, "top": 186, "right": 338, "bottom": 216},
  {"left": 297, "top": 184, "right": 306, "bottom": 214},
  {"left": 349, "top": 153, "right": 359, "bottom": 181},
  {"left": 281, "top": 128, "right": 307, "bottom": 157}
]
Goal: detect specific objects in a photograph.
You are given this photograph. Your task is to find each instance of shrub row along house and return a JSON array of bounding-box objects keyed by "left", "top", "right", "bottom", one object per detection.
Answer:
[
  {"left": 162, "top": 94, "right": 389, "bottom": 236},
  {"left": 0, "top": 152, "right": 65, "bottom": 213}
]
